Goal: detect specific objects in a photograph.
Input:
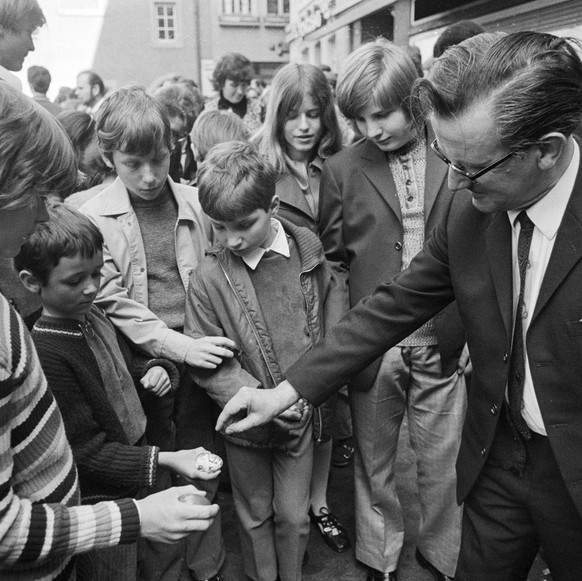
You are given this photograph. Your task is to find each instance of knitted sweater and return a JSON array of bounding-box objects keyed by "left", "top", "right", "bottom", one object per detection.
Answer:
[
  {"left": 31, "top": 306, "right": 179, "bottom": 504},
  {"left": 0, "top": 294, "right": 140, "bottom": 581}
]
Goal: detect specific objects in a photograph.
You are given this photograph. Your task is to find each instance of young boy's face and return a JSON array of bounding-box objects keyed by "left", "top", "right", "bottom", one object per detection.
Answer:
[
  {"left": 354, "top": 101, "right": 416, "bottom": 152},
  {"left": 40, "top": 251, "right": 104, "bottom": 321},
  {"left": 108, "top": 147, "right": 171, "bottom": 201},
  {"left": 210, "top": 202, "right": 277, "bottom": 259}
]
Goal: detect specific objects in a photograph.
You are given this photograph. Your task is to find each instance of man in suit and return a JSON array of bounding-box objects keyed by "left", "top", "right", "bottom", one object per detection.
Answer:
[
  {"left": 318, "top": 40, "right": 466, "bottom": 581},
  {"left": 217, "top": 31, "right": 582, "bottom": 580}
]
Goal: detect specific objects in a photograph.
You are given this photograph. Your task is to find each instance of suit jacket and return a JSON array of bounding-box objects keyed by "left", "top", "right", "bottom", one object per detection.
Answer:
[
  {"left": 318, "top": 134, "right": 465, "bottom": 385},
  {"left": 286, "top": 160, "right": 582, "bottom": 515}
]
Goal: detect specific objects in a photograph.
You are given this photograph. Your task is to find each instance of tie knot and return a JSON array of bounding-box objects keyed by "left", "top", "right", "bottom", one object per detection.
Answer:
[{"left": 517, "top": 211, "right": 534, "bottom": 231}]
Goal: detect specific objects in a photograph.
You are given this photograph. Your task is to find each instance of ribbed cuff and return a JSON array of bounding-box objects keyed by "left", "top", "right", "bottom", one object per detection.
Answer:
[{"left": 116, "top": 498, "right": 141, "bottom": 543}]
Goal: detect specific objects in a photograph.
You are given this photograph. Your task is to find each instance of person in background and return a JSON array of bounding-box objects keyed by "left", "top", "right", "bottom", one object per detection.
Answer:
[
  {"left": 0, "top": 80, "right": 218, "bottom": 581},
  {"left": 205, "top": 52, "right": 263, "bottom": 136},
  {"left": 27, "top": 65, "right": 61, "bottom": 115},
  {"left": 152, "top": 79, "right": 205, "bottom": 184},
  {"left": 191, "top": 109, "right": 248, "bottom": 166},
  {"left": 319, "top": 63, "right": 356, "bottom": 147},
  {"left": 432, "top": 19, "right": 486, "bottom": 59},
  {"left": 57, "top": 110, "right": 115, "bottom": 201},
  {"left": 217, "top": 30, "right": 582, "bottom": 581},
  {"left": 254, "top": 62, "right": 351, "bottom": 554},
  {"left": 75, "top": 69, "right": 107, "bottom": 115},
  {"left": 55, "top": 85, "right": 80, "bottom": 110}
]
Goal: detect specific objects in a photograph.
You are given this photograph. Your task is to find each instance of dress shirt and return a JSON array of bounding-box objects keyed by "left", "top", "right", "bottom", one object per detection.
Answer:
[
  {"left": 507, "top": 139, "right": 580, "bottom": 434},
  {"left": 242, "top": 218, "right": 290, "bottom": 270}
]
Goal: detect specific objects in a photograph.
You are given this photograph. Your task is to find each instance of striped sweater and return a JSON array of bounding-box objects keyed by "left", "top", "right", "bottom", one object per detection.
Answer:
[{"left": 0, "top": 294, "right": 140, "bottom": 580}]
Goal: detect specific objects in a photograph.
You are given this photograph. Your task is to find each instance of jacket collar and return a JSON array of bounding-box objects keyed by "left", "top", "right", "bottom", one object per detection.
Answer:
[
  {"left": 95, "top": 176, "right": 199, "bottom": 222},
  {"left": 208, "top": 216, "right": 326, "bottom": 273}
]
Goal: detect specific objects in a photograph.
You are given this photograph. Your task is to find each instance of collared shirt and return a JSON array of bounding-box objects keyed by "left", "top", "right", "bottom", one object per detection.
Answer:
[
  {"left": 241, "top": 218, "right": 290, "bottom": 270},
  {"left": 507, "top": 139, "right": 580, "bottom": 435},
  {"left": 285, "top": 155, "right": 323, "bottom": 219},
  {"left": 0, "top": 65, "right": 22, "bottom": 91}
]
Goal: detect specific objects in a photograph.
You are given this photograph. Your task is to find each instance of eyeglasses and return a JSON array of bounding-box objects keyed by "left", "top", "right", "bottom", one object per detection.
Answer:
[{"left": 430, "top": 139, "right": 517, "bottom": 181}]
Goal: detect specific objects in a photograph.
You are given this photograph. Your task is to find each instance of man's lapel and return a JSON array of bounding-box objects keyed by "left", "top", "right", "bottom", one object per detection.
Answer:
[{"left": 533, "top": 175, "right": 582, "bottom": 320}]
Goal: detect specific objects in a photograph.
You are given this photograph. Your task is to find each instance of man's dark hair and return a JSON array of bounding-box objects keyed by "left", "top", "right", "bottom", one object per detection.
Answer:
[
  {"left": 28, "top": 65, "right": 51, "bottom": 94},
  {"left": 415, "top": 31, "right": 582, "bottom": 149},
  {"left": 14, "top": 203, "right": 103, "bottom": 286}
]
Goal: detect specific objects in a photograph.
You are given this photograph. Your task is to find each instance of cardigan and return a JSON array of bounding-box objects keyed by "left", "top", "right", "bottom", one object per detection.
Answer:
[
  {"left": 31, "top": 306, "right": 179, "bottom": 504},
  {"left": 0, "top": 294, "right": 140, "bottom": 580}
]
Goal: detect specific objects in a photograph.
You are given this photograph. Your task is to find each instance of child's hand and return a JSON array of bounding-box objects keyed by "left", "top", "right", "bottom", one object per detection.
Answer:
[
  {"left": 273, "top": 398, "right": 310, "bottom": 430},
  {"left": 159, "top": 448, "right": 223, "bottom": 482},
  {"left": 185, "top": 336, "right": 237, "bottom": 369},
  {"left": 141, "top": 366, "right": 172, "bottom": 397}
]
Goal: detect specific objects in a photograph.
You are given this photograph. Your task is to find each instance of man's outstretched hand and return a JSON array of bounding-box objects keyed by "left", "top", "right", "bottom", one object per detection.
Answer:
[{"left": 216, "top": 381, "right": 301, "bottom": 434}]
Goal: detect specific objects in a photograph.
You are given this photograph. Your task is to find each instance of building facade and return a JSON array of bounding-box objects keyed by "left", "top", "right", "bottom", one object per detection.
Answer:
[
  {"left": 20, "top": 0, "right": 289, "bottom": 100},
  {"left": 287, "top": 0, "right": 582, "bottom": 71}
]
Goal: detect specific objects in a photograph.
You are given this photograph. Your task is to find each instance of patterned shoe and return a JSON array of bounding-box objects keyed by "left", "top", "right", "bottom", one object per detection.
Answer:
[{"left": 309, "top": 507, "right": 351, "bottom": 553}]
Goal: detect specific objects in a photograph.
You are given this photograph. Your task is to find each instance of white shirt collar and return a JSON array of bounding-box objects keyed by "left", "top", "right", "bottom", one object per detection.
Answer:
[
  {"left": 508, "top": 139, "right": 580, "bottom": 239},
  {"left": 0, "top": 65, "right": 22, "bottom": 91},
  {"left": 241, "top": 218, "right": 290, "bottom": 270}
]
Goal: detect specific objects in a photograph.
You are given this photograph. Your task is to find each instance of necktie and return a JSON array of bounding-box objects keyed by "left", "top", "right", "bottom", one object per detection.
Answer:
[{"left": 508, "top": 211, "right": 534, "bottom": 440}]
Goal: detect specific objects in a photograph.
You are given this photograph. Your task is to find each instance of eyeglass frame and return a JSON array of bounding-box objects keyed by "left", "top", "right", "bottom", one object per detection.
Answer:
[{"left": 430, "top": 139, "right": 517, "bottom": 181}]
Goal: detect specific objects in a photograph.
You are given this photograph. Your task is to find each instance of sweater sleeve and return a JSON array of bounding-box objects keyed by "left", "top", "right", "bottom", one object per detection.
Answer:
[
  {"left": 33, "top": 334, "right": 158, "bottom": 493},
  {"left": 0, "top": 300, "right": 140, "bottom": 573}
]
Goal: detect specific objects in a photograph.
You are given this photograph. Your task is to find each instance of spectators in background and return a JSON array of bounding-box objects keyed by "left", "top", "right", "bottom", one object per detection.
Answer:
[
  {"left": 191, "top": 109, "right": 247, "bottom": 163},
  {"left": 152, "top": 78, "right": 204, "bottom": 184},
  {"left": 205, "top": 52, "right": 263, "bottom": 136},
  {"left": 55, "top": 85, "right": 80, "bottom": 110},
  {"left": 57, "top": 110, "right": 115, "bottom": 207},
  {"left": 75, "top": 69, "right": 107, "bottom": 115},
  {"left": 27, "top": 65, "right": 61, "bottom": 115}
]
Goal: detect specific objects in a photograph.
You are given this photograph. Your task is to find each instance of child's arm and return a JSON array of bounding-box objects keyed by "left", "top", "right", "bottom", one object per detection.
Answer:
[
  {"left": 33, "top": 340, "right": 160, "bottom": 492},
  {"left": 93, "top": 238, "right": 234, "bottom": 367},
  {"left": 184, "top": 267, "right": 262, "bottom": 408},
  {"left": 158, "top": 448, "right": 222, "bottom": 482}
]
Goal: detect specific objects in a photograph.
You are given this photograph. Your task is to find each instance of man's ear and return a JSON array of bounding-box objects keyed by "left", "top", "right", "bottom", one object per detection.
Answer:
[
  {"left": 91, "top": 83, "right": 100, "bottom": 99},
  {"left": 18, "top": 270, "right": 42, "bottom": 294},
  {"left": 536, "top": 132, "right": 568, "bottom": 171},
  {"left": 270, "top": 195, "right": 280, "bottom": 215}
]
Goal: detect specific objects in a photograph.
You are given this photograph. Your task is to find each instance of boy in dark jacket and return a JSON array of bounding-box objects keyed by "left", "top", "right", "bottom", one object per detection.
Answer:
[
  {"left": 185, "top": 141, "right": 344, "bottom": 581},
  {"left": 15, "top": 204, "right": 225, "bottom": 581}
]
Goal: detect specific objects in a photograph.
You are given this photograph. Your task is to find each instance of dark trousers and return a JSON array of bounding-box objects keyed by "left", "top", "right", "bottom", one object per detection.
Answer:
[{"left": 456, "top": 415, "right": 582, "bottom": 581}]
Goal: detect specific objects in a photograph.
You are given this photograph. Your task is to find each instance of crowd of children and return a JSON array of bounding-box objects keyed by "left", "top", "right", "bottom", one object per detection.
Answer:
[{"left": 0, "top": 2, "right": 474, "bottom": 580}]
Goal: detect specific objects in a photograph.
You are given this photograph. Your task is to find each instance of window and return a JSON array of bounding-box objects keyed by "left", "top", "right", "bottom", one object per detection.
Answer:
[
  {"left": 223, "top": 0, "right": 253, "bottom": 15},
  {"left": 267, "top": 0, "right": 289, "bottom": 15},
  {"left": 155, "top": 2, "right": 176, "bottom": 41}
]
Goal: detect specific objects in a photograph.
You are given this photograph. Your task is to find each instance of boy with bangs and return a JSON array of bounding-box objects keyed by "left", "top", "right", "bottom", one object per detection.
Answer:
[
  {"left": 79, "top": 85, "right": 232, "bottom": 581},
  {"left": 184, "top": 141, "right": 344, "bottom": 581},
  {"left": 317, "top": 39, "right": 467, "bottom": 580},
  {"left": 15, "top": 203, "right": 223, "bottom": 581}
]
